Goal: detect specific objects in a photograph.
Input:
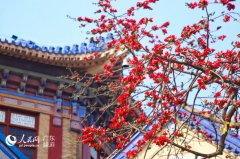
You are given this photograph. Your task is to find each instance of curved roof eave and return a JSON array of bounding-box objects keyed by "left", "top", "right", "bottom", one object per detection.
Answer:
[{"left": 0, "top": 41, "right": 128, "bottom": 68}]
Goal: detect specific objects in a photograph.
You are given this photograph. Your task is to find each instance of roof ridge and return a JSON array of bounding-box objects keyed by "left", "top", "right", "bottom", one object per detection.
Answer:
[{"left": 0, "top": 34, "right": 114, "bottom": 54}]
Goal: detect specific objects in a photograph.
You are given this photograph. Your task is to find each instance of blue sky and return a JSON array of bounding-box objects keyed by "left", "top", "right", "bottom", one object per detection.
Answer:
[
  {"left": 0, "top": 0, "right": 239, "bottom": 48},
  {"left": 0, "top": 0, "right": 97, "bottom": 46}
]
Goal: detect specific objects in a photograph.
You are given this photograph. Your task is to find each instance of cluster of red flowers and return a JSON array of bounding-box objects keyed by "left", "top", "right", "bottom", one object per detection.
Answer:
[
  {"left": 181, "top": 20, "right": 207, "bottom": 39},
  {"left": 187, "top": 0, "right": 235, "bottom": 10},
  {"left": 79, "top": 126, "right": 108, "bottom": 150},
  {"left": 136, "top": 0, "right": 158, "bottom": 10},
  {"left": 103, "top": 64, "right": 114, "bottom": 77},
  {"left": 76, "top": 0, "right": 239, "bottom": 158}
]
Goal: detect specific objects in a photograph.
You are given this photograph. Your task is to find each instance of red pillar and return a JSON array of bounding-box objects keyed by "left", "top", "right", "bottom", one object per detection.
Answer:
[
  {"left": 83, "top": 144, "right": 90, "bottom": 159},
  {"left": 48, "top": 115, "right": 62, "bottom": 159}
]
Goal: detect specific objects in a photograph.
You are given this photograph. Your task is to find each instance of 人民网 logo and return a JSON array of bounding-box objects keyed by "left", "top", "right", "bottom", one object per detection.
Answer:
[{"left": 5, "top": 135, "right": 17, "bottom": 146}]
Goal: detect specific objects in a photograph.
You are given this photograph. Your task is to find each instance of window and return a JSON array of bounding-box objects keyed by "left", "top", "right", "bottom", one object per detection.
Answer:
[{"left": 0, "top": 106, "right": 38, "bottom": 159}]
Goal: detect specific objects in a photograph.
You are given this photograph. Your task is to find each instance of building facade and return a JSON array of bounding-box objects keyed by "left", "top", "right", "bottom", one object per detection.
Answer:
[{"left": 0, "top": 35, "right": 127, "bottom": 159}]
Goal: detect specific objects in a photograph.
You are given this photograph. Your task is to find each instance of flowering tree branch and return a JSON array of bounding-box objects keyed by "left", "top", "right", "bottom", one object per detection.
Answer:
[{"left": 67, "top": 0, "right": 240, "bottom": 158}]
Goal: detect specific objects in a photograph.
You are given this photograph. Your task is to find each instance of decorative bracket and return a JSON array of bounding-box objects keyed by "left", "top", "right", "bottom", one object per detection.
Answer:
[
  {"left": 53, "top": 98, "right": 62, "bottom": 126},
  {"left": 37, "top": 77, "right": 46, "bottom": 96},
  {"left": 72, "top": 102, "right": 78, "bottom": 115},
  {"left": 18, "top": 74, "right": 28, "bottom": 93},
  {"left": 1, "top": 69, "right": 9, "bottom": 88},
  {"left": 70, "top": 101, "right": 82, "bottom": 132},
  {"left": 56, "top": 82, "right": 64, "bottom": 98}
]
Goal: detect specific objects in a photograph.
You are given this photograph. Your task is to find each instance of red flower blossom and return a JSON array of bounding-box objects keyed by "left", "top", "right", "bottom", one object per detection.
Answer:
[
  {"left": 151, "top": 25, "right": 159, "bottom": 30},
  {"left": 174, "top": 131, "right": 179, "bottom": 137},
  {"left": 227, "top": 3, "right": 235, "bottom": 10},
  {"left": 127, "top": 7, "right": 135, "bottom": 16},
  {"left": 94, "top": 9, "right": 101, "bottom": 13},
  {"left": 85, "top": 17, "right": 93, "bottom": 23},
  {"left": 84, "top": 57, "right": 89, "bottom": 61},
  {"left": 218, "top": 35, "right": 226, "bottom": 41},
  {"left": 160, "top": 21, "right": 170, "bottom": 28},
  {"left": 164, "top": 35, "right": 176, "bottom": 43},
  {"left": 214, "top": 92, "right": 221, "bottom": 98},
  {"left": 197, "top": 78, "right": 207, "bottom": 89},
  {"left": 223, "top": 14, "right": 230, "bottom": 22},
  {"left": 220, "top": 0, "right": 228, "bottom": 5},
  {"left": 161, "top": 28, "right": 167, "bottom": 35},
  {"left": 235, "top": 41, "right": 240, "bottom": 48},
  {"left": 198, "top": 0, "right": 208, "bottom": 9},
  {"left": 187, "top": 2, "right": 197, "bottom": 9}
]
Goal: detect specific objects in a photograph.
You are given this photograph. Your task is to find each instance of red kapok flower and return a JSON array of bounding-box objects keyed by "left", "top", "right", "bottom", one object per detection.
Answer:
[
  {"left": 151, "top": 25, "right": 159, "bottom": 30},
  {"left": 198, "top": 0, "right": 208, "bottom": 9},
  {"left": 214, "top": 92, "right": 221, "bottom": 98},
  {"left": 174, "top": 131, "right": 179, "bottom": 137},
  {"left": 187, "top": 2, "right": 197, "bottom": 9},
  {"left": 160, "top": 21, "right": 170, "bottom": 28},
  {"left": 235, "top": 41, "right": 240, "bottom": 48},
  {"left": 85, "top": 17, "right": 93, "bottom": 23},
  {"left": 220, "top": 0, "right": 229, "bottom": 5},
  {"left": 227, "top": 3, "right": 235, "bottom": 11},
  {"left": 218, "top": 35, "right": 226, "bottom": 41},
  {"left": 223, "top": 15, "right": 230, "bottom": 22},
  {"left": 164, "top": 35, "right": 176, "bottom": 43}
]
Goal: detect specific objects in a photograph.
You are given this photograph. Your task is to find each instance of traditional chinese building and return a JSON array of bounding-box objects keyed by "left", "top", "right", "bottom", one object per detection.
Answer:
[{"left": 0, "top": 35, "right": 127, "bottom": 159}]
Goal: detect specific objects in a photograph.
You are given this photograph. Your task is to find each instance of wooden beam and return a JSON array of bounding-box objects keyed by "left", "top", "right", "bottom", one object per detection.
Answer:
[{"left": 0, "top": 64, "right": 80, "bottom": 85}]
